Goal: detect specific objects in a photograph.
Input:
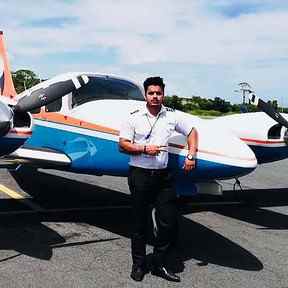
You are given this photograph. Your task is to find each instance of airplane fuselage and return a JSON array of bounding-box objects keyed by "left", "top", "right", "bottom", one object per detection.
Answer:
[{"left": 22, "top": 74, "right": 258, "bottom": 196}]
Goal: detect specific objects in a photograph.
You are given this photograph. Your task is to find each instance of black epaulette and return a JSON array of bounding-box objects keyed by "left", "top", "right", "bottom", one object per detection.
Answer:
[
  {"left": 130, "top": 109, "right": 139, "bottom": 115},
  {"left": 166, "top": 107, "right": 175, "bottom": 112}
]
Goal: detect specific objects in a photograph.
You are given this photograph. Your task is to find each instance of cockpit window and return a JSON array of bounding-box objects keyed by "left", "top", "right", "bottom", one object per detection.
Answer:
[{"left": 72, "top": 76, "right": 144, "bottom": 108}]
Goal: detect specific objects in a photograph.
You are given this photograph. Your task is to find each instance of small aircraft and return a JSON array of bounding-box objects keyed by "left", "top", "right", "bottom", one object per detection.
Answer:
[{"left": 1, "top": 31, "right": 288, "bottom": 196}]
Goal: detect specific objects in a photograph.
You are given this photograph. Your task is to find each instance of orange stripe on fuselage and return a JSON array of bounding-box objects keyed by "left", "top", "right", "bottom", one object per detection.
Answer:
[
  {"left": 168, "top": 143, "right": 255, "bottom": 161},
  {"left": 33, "top": 111, "right": 119, "bottom": 136}
]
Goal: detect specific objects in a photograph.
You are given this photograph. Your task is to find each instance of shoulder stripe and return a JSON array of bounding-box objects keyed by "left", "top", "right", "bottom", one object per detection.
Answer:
[{"left": 130, "top": 109, "right": 139, "bottom": 115}]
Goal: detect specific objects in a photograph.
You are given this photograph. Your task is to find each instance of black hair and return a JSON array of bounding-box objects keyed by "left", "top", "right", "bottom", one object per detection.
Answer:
[{"left": 143, "top": 77, "right": 165, "bottom": 94}]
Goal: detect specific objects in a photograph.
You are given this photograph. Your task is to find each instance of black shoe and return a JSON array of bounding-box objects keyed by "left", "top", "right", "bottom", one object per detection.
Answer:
[
  {"left": 151, "top": 266, "right": 181, "bottom": 282},
  {"left": 130, "top": 265, "right": 146, "bottom": 282}
]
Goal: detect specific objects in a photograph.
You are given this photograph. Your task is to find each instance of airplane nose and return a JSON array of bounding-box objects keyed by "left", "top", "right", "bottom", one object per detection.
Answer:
[
  {"left": 172, "top": 119, "right": 258, "bottom": 180},
  {"left": 202, "top": 124, "right": 257, "bottom": 177},
  {"left": 0, "top": 100, "right": 12, "bottom": 136},
  {"left": 193, "top": 144, "right": 257, "bottom": 180}
]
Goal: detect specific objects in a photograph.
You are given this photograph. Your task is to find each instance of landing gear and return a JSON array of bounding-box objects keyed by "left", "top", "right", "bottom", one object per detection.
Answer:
[{"left": 232, "top": 178, "right": 255, "bottom": 206}]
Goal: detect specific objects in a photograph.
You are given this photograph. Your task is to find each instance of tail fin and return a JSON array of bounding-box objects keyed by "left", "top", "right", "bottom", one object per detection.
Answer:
[{"left": 0, "top": 31, "right": 17, "bottom": 99}]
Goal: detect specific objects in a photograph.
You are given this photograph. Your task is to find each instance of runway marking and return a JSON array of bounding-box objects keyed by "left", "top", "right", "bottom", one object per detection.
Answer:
[
  {"left": 0, "top": 184, "right": 24, "bottom": 199},
  {"left": 0, "top": 184, "right": 44, "bottom": 212}
]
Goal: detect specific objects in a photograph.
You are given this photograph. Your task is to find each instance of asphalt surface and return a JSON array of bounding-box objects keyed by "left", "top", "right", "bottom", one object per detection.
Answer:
[{"left": 0, "top": 160, "right": 288, "bottom": 287}]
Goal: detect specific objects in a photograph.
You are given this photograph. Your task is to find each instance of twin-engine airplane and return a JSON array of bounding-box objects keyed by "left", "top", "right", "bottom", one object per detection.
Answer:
[{"left": 1, "top": 31, "right": 288, "bottom": 196}]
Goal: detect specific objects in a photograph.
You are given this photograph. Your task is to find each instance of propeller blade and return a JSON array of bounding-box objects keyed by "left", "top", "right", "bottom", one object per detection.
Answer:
[
  {"left": 13, "top": 74, "right": 89, "bottom": 113},
  {"left": 0, "top": 100, "right": 12, "bottom": 136},
  {"left": 248, "top": 93, "right": 288, "bottom": 129}
]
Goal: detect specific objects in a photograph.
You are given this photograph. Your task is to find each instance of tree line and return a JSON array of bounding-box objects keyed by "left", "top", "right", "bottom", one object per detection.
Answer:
[
  {"left": 164, "top": 95, "right": 285, "bottom": 116},
  {"left": 11, "top": 69, "right": 285, "bottom": 116},
  {"left": 164, "top": 95, "right": 258, "bottom": 116}
]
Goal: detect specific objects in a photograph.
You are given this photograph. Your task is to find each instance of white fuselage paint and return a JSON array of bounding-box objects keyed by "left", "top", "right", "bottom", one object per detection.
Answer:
[{"left": 65, "top": 99, "right": 257, "bottom": 169}]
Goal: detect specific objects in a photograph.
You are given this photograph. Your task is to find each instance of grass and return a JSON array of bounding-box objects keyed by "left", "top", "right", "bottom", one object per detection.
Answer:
[{"left": 186, "top": 109, "right": 236, "bottom": 118}]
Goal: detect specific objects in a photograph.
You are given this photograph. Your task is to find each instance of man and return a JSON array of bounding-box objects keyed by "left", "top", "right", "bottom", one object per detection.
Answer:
[{"left": 119, "top": 77, "right": 198, "bottom": 282}]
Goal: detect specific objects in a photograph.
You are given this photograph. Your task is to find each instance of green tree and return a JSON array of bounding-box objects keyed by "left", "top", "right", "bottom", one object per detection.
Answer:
[
  {"left": 12, "top": 69, "right": 40, "bottom": 94},
  {"left": 164, "top": 95, "right": 183, "bottom": 110},
  {"left": 212, "top": 97, "right": 231, "bottom": 113}
]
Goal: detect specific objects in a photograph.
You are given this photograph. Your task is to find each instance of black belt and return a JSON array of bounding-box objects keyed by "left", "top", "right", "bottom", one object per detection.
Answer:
[{"left": 130, "top": 166, "right": 169, "bottom": 176}]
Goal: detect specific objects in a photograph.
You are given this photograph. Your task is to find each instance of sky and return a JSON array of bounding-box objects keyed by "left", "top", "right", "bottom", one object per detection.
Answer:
[{"left": 1, "top": 0, "right": 288, "bottom": 105}]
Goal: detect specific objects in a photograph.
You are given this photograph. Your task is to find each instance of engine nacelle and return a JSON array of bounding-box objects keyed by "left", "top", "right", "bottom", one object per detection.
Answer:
[{"left": 0, "top": 99, "right": 32, "bottom": 157}]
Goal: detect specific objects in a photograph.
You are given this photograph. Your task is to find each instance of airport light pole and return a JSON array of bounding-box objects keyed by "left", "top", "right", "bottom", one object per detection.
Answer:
[{"left": 234, "top": 82, "right": 253, "bottom": 104}]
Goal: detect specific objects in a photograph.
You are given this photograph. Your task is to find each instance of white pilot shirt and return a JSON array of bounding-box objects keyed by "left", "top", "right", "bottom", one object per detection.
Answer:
[{"left": 120, "top": 105, "right": 194, "bottom": 169}]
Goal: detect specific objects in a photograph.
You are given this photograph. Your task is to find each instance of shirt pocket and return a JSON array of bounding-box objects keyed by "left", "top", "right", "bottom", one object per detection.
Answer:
[
  {"left": 135, "top": 126, "right": 149, "bottom": 138},
  {"left": 165, "top": 121, "right": 176, "bottom": 134}
]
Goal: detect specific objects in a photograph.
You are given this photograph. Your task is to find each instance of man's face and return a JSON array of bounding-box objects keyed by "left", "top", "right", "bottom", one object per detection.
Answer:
[{"left": 145, "top": 85, "right": 164, "bottom": 107}]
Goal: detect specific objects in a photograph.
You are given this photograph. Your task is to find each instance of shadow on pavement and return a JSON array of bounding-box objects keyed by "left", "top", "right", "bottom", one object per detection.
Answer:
[
  {"left": 0, "top": 219, "right": 64, "bottom": 260},
  {"left": 0, "top": 214, "right": 118, "bottom": 261},
  {"left": 211, "top": 188, "right": 288, "bottom": 229},
  {"left": 1, "top": 167, "right": 265, "bottom": 270}
]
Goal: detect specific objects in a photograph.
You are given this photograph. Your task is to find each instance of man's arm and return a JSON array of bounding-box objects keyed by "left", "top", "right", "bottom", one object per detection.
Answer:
[
  {"left": 183, "top": 128, "right": 198, "bottom": 173},
  {"left": 118, "top": 116, "right": 145, "bottom": 155},
  {"left": 119, "top": 138, "right": 165, "bottom": 156},
  {"left": 119, "top": 138, "right": 144, "bottom": 155}
]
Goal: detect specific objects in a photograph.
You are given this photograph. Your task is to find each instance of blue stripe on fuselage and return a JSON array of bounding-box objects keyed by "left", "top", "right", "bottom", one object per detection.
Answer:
[
  {"left": 25, "top": 123, "right": 255, "bottom": 195},
  {"left": 249, "top": 145, "right": 288, "bottom": 164}
]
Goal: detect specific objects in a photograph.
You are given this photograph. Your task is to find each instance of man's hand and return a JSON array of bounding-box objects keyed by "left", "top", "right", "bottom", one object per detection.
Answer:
[
  {"left": 183, "top": 158, "right": 196, "bottom": 173},
  {"left": 145, "top": 145, "right": 167, "bottom": 156}
]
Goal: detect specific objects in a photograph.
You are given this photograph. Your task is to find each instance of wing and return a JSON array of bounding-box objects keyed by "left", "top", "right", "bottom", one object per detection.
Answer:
[{"left": 3, "top": 147, "right": 71, "bottom": 168}]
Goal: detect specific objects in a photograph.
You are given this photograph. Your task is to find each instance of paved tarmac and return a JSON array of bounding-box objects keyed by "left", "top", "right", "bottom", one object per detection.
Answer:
[{"left": 0, "top": 160, "right": 287, "bottom": 287}]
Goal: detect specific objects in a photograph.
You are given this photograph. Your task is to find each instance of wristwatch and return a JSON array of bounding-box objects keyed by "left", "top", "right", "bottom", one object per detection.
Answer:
[{"left": 186, "top": 154, "right": 196, "bottom": 161}]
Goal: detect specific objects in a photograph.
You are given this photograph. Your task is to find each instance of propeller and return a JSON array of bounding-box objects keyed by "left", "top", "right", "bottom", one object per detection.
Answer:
[
  {"left": 0, "top": 73, "right": 89, "bottom": 137},
  {"left": 248, "top": 93, "right": 288, "bottom": 128},
  {"left": 0, "top": 100, "right": 13, "bottom": 136},
  {"left": 248, "top": 92, "right": 288, "bottom": 143},
  {"left": 13, "top": 74, "right": 89, "bottom": 113}
]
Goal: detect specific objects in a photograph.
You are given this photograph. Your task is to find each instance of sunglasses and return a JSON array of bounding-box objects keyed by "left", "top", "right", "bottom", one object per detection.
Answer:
[{"left": 147, "top": 91, "right": 163, "bottom": 96}]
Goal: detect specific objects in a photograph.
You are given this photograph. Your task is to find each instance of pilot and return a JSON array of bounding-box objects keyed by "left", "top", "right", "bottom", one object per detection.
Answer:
[{"left": 119, "top": 76, "right": 198, "bottom": 282}]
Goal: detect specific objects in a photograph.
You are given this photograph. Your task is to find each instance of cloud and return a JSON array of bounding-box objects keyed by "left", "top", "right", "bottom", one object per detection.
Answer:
[
  {"left": 24, "top": 17, "right": 79, "bottom": 28},
  {"left": 1, "top": 0, "right": 288, "bottom": 104}
]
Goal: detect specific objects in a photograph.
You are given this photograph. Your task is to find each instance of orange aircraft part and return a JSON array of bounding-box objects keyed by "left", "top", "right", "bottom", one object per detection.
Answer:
[{"left": 0, "top": 31, "right": 17, "bottom": 98}]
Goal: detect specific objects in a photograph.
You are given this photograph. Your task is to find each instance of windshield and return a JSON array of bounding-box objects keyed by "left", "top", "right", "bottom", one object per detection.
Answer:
[{"left": 72, "top": 76, "right": 144, "bottom": 108}]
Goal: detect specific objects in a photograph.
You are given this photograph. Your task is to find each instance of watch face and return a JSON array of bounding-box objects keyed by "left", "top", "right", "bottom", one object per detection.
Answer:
[{"left": 187, "top": 154, "right": 194, "bottom": 160}]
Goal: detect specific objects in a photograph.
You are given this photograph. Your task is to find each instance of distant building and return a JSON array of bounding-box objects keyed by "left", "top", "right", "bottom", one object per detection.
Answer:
[{"left": 180, "top": 95, "right": 202, "bottom": 105}]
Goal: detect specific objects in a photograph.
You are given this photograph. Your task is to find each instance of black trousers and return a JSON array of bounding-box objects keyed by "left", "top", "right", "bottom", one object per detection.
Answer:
[{"left": 128, "top": 166, "right": 178, "bottom": 267}]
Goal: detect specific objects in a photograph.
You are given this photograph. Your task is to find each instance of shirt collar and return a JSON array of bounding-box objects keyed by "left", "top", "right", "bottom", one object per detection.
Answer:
[{"left": 141, "top": 105, "right": 167, "bottom": 116}]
